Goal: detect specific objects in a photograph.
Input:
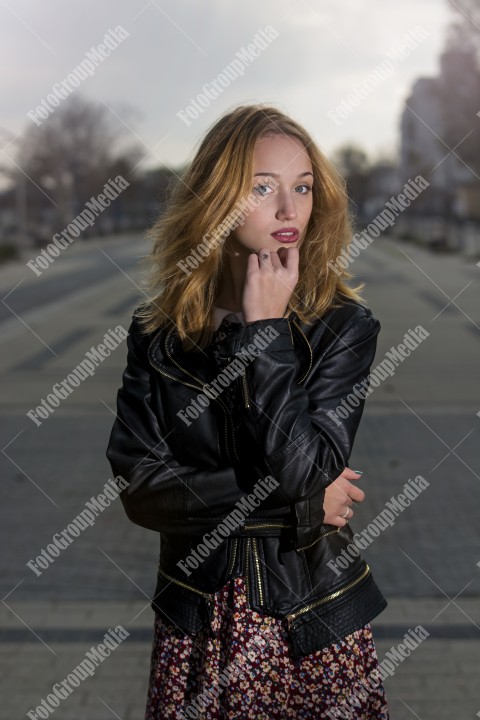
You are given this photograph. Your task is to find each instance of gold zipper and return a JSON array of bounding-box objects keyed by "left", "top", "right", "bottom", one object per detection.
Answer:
[
  {"left": 295, "top": 527, "right": 340, "bottom": 552},
  {"left": 285, "top": 564, "right": 371, "bottom": 629},
  {"left": 163, "top": 327, "right": 212, "bottom": 389},
  {"left": 291, "top": 319, "right": 313, "bottom": 384},
  {"left": 226, "top": 538, "right": 238, "bottom": 576},
  {"left": 251, "top": 537, "right": 264, "bottom": 605},
  {"left": 243, "top": 522, "right": 292, "bottom": 530},
  {"left": 244, "top": 537, "right": 251, "bottom": 600},
  {"left": 157, "top": 566, "right": 215, "bottom": 601},
  {"left": 241, "top": 373, "right": 250, "bottom": 408},
  {"left": 148, "top": 355, "right": 204, "bottom": 394},
  {"left": 163, "top": 328, "right": 236, "bottom": 419}
]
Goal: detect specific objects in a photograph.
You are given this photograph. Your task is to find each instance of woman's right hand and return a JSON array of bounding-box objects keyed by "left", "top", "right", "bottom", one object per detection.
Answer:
[
  {"left": 242, "top": 246, "right": 299, "bottom": 323},
  {"left": 323, "top": 468, "right": 365, "bottom": 527}
]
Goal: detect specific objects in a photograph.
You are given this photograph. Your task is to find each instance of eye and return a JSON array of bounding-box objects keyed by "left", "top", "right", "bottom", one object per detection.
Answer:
[
  {"left": 295, "top": 184, "right": 313, "bottom": 194},
  {"left": 253, "top": 184, "right": 274, "bottom": 196}
]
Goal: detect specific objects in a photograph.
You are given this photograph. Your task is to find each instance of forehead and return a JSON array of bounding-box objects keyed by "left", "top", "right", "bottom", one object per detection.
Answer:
[{"left": 252, "top": 134, "right": 312, "bottom": 173}]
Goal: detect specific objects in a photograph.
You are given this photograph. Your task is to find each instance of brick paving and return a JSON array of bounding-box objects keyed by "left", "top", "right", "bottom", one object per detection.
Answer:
[{"left": 1, "top": 233, "right": 479, "bottom": 719}]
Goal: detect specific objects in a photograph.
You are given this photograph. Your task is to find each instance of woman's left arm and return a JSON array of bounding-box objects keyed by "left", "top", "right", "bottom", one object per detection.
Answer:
[{"left": 235, "top": 306, "right": 380, "bottom": 505}]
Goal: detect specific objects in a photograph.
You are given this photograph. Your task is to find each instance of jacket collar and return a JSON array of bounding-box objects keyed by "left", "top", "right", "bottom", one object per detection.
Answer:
[{"left": 147, "top": 310, "right": 313, "bottom": 388}]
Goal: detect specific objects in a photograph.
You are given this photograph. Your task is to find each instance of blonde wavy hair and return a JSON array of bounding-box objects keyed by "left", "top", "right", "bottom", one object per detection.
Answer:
[{"left": 135, "top": 102, "right": 364, "bottom": 351}]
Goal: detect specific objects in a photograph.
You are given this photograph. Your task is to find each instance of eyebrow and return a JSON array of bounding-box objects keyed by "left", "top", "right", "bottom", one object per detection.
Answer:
[{"left": 254, "top": 171, "right": 314, "bottom": 177}]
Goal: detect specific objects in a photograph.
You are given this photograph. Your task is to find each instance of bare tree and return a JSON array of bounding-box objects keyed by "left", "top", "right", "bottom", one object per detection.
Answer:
[
  {"left": 331, "top": 143, "right": 371, "bottom": 216},
  {"left": 17, "top": 95, "right": 142, "bottom": 231}
]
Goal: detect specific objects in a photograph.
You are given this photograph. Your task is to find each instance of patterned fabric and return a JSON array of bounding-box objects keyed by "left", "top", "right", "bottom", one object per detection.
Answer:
[
  {"left": 144, "top": 576, "right": 389, "bottom": 719},
  {"left": 144, "top": 309, "right": 390, "bottom": 719}
]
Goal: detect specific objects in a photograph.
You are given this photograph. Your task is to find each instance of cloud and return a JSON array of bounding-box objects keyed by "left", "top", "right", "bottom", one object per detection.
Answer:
[{"left": 0, "top": 0, "right": 451, "bottom": 169}]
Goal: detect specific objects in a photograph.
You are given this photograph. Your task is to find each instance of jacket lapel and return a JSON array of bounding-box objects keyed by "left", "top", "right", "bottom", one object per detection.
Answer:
[{"left": 148, "top": 310, "right": 313, "bottom": 387}]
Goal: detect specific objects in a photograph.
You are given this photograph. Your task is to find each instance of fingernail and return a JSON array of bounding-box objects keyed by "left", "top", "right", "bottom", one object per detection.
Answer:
[{"left": 353, "top": 470, "right": 363, "bottom": 475}]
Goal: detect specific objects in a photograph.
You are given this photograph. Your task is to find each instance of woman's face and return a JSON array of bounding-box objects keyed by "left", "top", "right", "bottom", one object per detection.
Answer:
[{"left": 229, "top": 132, "right": 314, "bottom": 255}]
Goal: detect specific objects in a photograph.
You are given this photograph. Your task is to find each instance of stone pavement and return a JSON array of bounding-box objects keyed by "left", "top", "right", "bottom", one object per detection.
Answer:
[
  {"left": 0, "top": 232, "right": 479, "bottom": 719},
  {"left": 1, "top": 597, "right": 479, "bottom": 719}
]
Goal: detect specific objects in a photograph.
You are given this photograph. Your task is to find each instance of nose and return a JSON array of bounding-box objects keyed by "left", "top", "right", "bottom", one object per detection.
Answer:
[{"left": 275, "top": 189, "right": 297, "bottom": 220}]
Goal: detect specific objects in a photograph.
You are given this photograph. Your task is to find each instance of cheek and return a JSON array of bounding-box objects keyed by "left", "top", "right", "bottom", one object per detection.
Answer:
[{"left": 242, "top": 207, "right": 268, "bottom": 233}]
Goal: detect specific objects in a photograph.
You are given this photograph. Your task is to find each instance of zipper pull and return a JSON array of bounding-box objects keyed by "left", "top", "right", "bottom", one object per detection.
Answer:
[{"left": 284, "top": 614, "right": 295, "bottom": 632}]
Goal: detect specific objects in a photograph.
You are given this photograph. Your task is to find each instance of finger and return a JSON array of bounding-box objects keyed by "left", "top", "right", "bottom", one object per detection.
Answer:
[
  {"left": 248, "top": 250, "right": 263, "bottom": 271},
  {"left": 330, "top": 476, "right": 352, "bottom": 502},
  {"left": 338, "top": 477, "right": 365, "bottom": 504},
  {"left": 277, "top": 246, "right": 295, "bottom": 270},
  {"left": 277, "top": 246, "right": 289, "bottom": 266},
  {"left": 348, "top": 484, "right": 366, "bottom": 503},
  {"left": 333, "top": 477, "right": 364, "bottom": 504},
  {"left": 258, "top": 248, "right": 272, "bottom": 264},
  {"left": 283, "top": 245, "right": 299, "bottom": 270},
  {"left": 270, "top": 250, "right": 282, "bottom": 269},
  {"left": 341, "top": 467, "right": 363, "bottom": 480},
  {"left": 336, "top": 515, "right": 349, "bottom": 528}
]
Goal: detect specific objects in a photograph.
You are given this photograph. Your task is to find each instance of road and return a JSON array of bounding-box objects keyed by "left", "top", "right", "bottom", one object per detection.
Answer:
[{"left": 0, "top": 231, "right": 479, "bottom": 719}]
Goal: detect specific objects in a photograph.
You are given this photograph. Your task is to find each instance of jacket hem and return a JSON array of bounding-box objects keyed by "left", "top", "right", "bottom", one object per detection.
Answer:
[{"left": 285, "top": 570, "right": 388, "bottom": 659}]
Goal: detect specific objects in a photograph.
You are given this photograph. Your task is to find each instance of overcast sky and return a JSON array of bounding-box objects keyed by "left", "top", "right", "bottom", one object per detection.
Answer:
[{"left": 0, "top": 0, "right": 452, "bottom": 173}]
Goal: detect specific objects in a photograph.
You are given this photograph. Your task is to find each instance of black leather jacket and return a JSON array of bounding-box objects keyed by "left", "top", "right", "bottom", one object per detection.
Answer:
[{"left": 106, "top": 299, "right": 387, "bottom": 659}]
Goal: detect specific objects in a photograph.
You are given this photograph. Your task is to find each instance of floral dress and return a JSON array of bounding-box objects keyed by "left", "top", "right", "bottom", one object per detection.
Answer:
[{"left": 144, "top": 311, "right": 389, "bottom": 719}]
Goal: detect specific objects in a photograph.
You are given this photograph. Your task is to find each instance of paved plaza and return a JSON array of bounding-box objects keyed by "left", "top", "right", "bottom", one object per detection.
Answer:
[{"left": 1, "top": 232, "right": 479, "bottom": 719}]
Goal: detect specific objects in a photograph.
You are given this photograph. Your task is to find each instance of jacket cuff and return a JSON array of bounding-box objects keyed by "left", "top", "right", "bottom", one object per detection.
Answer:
[
  {"left": 240, "top": 317, "right": 295, "bottom": 357},
  {"left": 213, "top": 317, "right": 295, "bottom": 362}
]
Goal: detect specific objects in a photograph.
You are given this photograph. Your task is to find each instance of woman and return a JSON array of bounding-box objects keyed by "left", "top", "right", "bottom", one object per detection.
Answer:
[{"left": 106, "top": 103, "right": 389, "bottom": 719}]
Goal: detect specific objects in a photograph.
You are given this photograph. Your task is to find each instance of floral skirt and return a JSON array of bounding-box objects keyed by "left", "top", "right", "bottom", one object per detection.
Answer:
[{"left": 145, "top": 574, "right": 389, "bottom": 719}]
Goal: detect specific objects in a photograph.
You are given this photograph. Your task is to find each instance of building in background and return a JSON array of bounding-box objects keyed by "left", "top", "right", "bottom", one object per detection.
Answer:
[{"left": 400, "top": 46, "right": 480, "bottom": 221}]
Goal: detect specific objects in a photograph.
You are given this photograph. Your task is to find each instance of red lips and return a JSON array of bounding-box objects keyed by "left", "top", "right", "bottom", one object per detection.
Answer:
[{"left": 271, "top": 227, "right": 299, "bottom": 243}]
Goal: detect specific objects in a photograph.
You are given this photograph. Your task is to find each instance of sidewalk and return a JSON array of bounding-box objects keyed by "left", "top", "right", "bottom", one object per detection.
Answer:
[
  {"left": 1, "top": 597, "right": 479, "bottom": 719},
  {"left": 1, "top": 233, "right": 479, "bottom": 719}
]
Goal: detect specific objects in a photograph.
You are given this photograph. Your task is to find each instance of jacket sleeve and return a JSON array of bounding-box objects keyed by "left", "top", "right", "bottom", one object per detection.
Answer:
[
  {"left": 235, "top": 305, "right": 381, "bottom": 505},
  {"left": 105, "top": 316, "right": 290, "bottom": 534}
]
